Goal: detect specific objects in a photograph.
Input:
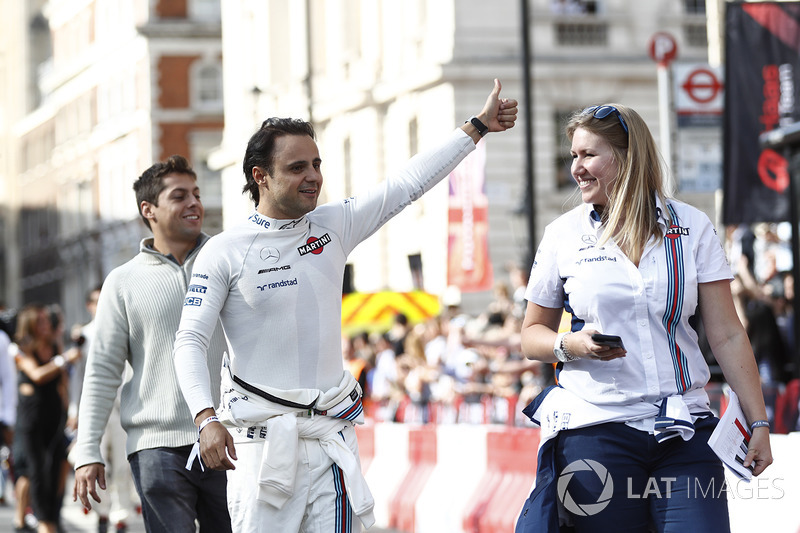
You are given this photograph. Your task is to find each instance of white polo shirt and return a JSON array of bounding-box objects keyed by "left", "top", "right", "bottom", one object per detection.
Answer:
[{"left": 525, "top": 196, "right": 732, "bottom": 409}]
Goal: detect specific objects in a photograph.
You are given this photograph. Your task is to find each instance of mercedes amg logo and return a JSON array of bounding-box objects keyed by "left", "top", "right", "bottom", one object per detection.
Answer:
[{"left": 260, "top": 247, "right": 280, "bottom": 263}]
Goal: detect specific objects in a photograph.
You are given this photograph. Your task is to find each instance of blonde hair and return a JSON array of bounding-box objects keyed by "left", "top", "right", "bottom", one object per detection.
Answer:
[
  {"left": 566, "top": 104, "right": 669, "bottom": 264},
  {"left": 14, "top": 304, "right": 47, "bottom": 344}
]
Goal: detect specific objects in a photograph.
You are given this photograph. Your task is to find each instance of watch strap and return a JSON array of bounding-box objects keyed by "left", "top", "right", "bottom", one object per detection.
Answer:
[{"left": 467, "top": 116, "right": 489, "bottom": 136}]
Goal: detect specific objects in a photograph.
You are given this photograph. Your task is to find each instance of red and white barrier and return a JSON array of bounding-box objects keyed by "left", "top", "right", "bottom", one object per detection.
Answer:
[
  {"left": 360, "top": 422, "right": 411, "bottom": 527},
  {"left": 357, "top": 424, "right": 800, "bottom": 533},
  {"left": 462, "top": 427, "right": 539, "bottom": 533},
  {"left": 357, "top": 423, "right": 540, "bottom": 533},
  {"left": 416, "top": 425, "right": 492, "bottom": 532}
]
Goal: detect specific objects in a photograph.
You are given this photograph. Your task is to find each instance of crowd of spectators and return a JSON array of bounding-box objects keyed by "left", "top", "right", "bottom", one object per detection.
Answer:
[
  {"left": 345, "top": 264, "right": 546, "bottom": 427},
  {"left": 726, "top": 222, "right": 798, "bottom": 432}
]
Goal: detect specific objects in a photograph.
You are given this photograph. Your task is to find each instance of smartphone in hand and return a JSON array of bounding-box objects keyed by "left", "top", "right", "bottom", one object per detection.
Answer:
[{"left": 591, "top": 333, "right": 625, "bottom": 350}]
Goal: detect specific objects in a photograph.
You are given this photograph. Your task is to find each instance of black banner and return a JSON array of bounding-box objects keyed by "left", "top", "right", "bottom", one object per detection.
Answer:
[{"left": 723, "top": 2, "right": 800, "bottom": 224}]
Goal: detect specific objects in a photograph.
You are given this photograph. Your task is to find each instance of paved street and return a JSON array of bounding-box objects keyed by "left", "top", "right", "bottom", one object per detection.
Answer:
[
  {"left": 0, "top": 475, "right": 398, "bottom": 533},
  {"left": 0, "top": 500, "right": 146, "bottom": 533},
  {"left": 0, "top": 472, "right": 145, "bottom": 533}
]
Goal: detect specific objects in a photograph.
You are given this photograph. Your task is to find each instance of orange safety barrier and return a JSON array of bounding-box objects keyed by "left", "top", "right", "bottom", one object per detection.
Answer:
[
  {"left": 388, "top": 426, "right": 437, "bottom": 532},
  {"left": 463, "top": 427, "right": 540, "bottom": 533}
]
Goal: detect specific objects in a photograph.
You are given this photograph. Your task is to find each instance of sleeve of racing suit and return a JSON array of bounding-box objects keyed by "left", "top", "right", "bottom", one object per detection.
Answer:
[
  {"left": 173, "top": 237, "right": 233, "bottom": 419},
  {"left": 324, "top": 128, "right": 476, "bottom": 254}
]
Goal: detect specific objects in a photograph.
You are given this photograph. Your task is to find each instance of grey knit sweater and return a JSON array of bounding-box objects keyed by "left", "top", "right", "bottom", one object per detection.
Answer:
[{"left": 73, "top": 235, "right": 227, "bottom": 468}]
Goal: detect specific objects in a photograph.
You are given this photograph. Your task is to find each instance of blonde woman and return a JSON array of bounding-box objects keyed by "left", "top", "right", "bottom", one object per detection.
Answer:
[{"left": 516, "top": 105, "right": 772, "bottom": 532}]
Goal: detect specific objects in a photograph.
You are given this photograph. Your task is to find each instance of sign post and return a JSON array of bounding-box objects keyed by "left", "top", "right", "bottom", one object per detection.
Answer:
[
  {"left": 649, "top": 32, "right": 678, "bottom": 191},
  {"left": 672, "top": 63, "right": 724, "bottom": 192}
]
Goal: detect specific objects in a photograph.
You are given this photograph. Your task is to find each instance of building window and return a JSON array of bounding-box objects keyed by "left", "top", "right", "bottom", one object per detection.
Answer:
[
  {"left": 684, "top": 23, "right": 707, "bottom": 48},
  {"left": 192, "top": 61, "right": 223, "bottom": 111},
  {"left": 550, "top": 0, "right": 599, "bottom": 15},
  {"left": 683, "top": 0, "right": 706, "bottom": 15},
  {"left": 555, "top": 110, "right": 574, "bottom": 190},
  {"left": 555, "top": 21, "right": 607, "bottom": 46}
]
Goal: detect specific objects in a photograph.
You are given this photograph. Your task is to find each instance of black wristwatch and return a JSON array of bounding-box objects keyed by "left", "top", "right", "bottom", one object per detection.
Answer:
[{"left": 467, "top": 116, "right": 489, "bottom": 137}]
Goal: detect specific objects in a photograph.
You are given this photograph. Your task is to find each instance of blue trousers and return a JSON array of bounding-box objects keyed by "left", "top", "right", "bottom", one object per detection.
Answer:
[
  {"left": 128, "top": 445, "right": 231, "bottom": 533},
  {"left": 555, "top": 417, "right": 730, "bottom": 533}
]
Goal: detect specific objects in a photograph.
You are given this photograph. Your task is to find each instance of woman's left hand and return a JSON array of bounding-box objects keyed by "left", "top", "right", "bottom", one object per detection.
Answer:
[{"left": 744, "top": 427, "right": 773, "bottom": 476}]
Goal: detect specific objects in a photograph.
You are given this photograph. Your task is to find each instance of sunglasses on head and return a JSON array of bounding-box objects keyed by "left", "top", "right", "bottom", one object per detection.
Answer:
[{"left": 582, "top": 105, "right": 629, "bottom": 135}]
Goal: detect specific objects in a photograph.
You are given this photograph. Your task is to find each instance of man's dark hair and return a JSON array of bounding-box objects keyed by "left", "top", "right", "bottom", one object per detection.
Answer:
[
  {"left": 133, "top": 155, "right": 197, "bottom": 229},
  {"left": 242, "top": 118, "right": 316, "bottom": 206}
]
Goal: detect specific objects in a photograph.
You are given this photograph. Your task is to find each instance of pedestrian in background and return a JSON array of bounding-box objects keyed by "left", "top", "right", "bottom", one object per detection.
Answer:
[
  {"left": 517, "top": 104, "right": 772, "bottom": 532},
  {"left": 72, "top": 155, "right": 231, "bottom": 533},
  {"left": 13, "top": 304, "right": 81, "bottom": 533},
  {"left": 0, "top": 312, "right": 17, "bottom": 506}
]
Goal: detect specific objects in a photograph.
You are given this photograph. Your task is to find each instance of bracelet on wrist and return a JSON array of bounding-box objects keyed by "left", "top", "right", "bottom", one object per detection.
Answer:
[
  {"left": 554, "top": 332, "right": 577, "bottom": 363},
  {"left": 198, "top": 415, "right": 219, "bottom": 434},
  {"left": 750, "top": 420, "right": 770, "bottom": 431}
]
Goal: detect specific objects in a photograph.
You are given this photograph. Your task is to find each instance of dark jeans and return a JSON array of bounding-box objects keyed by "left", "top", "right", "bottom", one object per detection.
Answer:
[
  {"left": 555, "top": 417, "right": 730, "bottom": 533},
  {"left": 129, "top": 446, "right": 231, "bottom": 533}
]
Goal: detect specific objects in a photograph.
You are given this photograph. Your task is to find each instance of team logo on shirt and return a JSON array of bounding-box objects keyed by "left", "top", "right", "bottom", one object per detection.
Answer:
[
  {"left": 577, "top": 255, "right": 617, "bottom": 266},
  {"left": 188, "top": 284, "right": 207, "bottom": 294},
  {"left": 297, "top": 233, "right": 331, "bottom": 256},
  {"left": 257, "top": 278, "right": 298, "bottom": 291},
  {"left": 184, "top": 296, "right": 203, "bottom": 306},
  {"left": 249, "top": 213, "right": 270, "bottom": 229},
  {"left": 665, "top": 225, "right": 689, "bottom": 239},
  {"left": 258, "top": 265, "right": 291, "bottom": 274},
  {"left": 279, "top": 219, "right": 303, "bottom": 230},
  {"left": 260, "top": 247, "right": 280, "bottom": 263},
  {"left": 581, "top": 235, "right": 597, "bottom": 245}
]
